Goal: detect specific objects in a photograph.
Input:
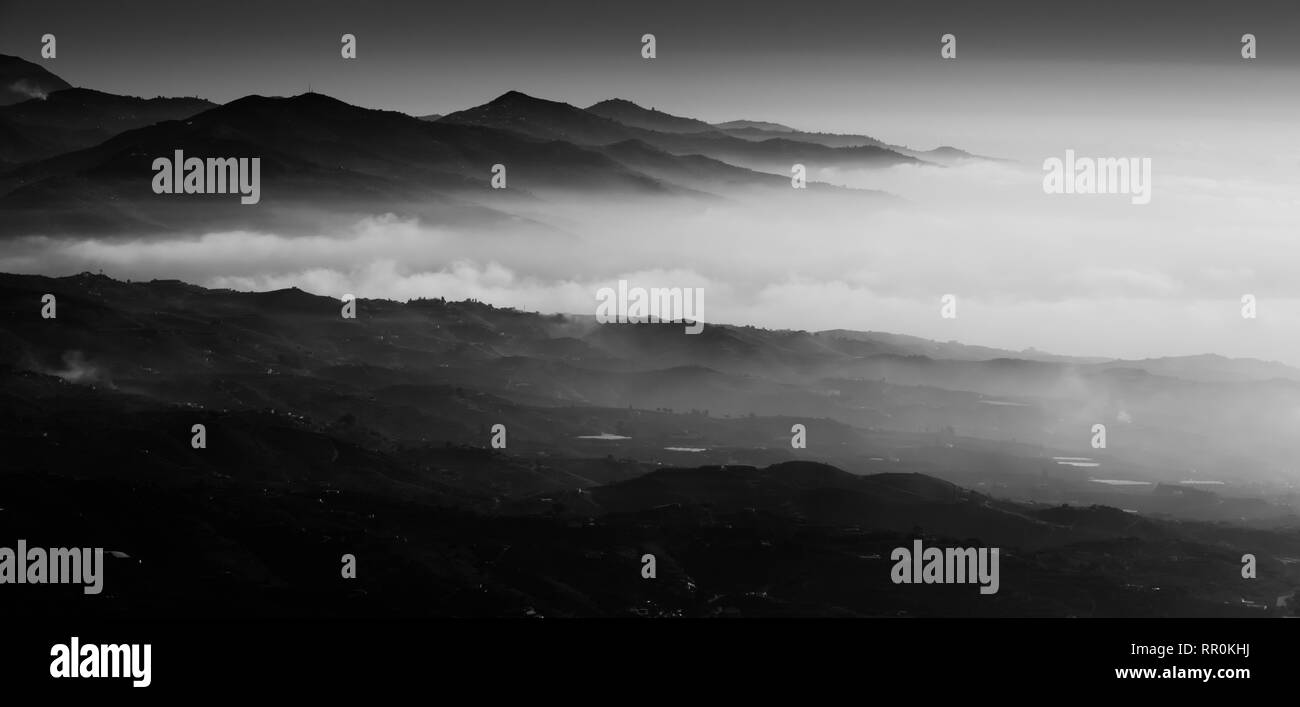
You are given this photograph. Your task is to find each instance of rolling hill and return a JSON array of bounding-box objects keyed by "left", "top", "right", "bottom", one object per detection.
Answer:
[{"left": 2, "top": 272, "right": 1298, "bottom": 618}]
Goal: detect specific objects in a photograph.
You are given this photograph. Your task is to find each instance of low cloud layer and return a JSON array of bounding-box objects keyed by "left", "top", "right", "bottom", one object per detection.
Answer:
[{"left": 5, "top": 144, "right": 1298, "bottom": 365}]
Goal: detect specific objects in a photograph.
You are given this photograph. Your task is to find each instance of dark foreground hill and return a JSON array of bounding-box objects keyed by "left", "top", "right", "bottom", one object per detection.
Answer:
[
  {"left": 1, "top": 273, "right": 1297, "bottom": 618},
  {"left": 3, "top": 271, "right": 1298, "bottom": 496}
]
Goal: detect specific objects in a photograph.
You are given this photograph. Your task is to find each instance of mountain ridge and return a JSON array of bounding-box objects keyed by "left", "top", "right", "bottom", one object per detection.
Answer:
[{"left": 0, "top": 53, "right": 72, "bottom": 105}]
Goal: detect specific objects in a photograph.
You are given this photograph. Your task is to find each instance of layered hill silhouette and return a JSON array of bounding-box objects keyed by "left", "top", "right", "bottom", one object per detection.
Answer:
[
  {"left": 589, "top": 98, "right": 988, "bottom": 164},
  {"left": 0, "top": 91, "right": 678, "bottom": 235},
  {"left": 0, "top": 87, "right": 214, "bottom": 164},
  {"left": 442, "top": 91, "right": 923, "bottom": 173},
  {"left": 586, "top": 98, "right": 716, "bottom": 133},
  {"left": 4, "top": 272, "right": 1298, "bottom": 500},
  {"left": 0, "top": 59, "right": 901, "bottom": 236}
]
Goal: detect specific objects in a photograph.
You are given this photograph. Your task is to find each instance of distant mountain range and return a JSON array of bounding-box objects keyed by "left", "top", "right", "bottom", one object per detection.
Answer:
[
  {"left": 441, "top": 91, "right": 925, "bottom": 173},
  {"left": 713, "top": 119, "right": 798, "bottom": 133},
  {"left": 585, "top": 98, "right": 716, "bottom": 133},
  {"left": 585, "top": 98, "right": 987, "bottom": 164},
  {"left": 0, "top": 54, "right": 940, "bottom": 235}
]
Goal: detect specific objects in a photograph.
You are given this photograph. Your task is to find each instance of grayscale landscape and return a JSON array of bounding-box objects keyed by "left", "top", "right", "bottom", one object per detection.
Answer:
[{"left": 1, "top": 0, "right": 1298, "bottom": 619}]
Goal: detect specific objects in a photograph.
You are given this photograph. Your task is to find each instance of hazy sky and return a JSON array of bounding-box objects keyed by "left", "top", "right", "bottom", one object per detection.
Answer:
[
  {"left": 3, "top": 0, "right": 1299, "bottom": 146},
  {"left": 2, "top": 0, "right": 1299, "bottom": 364},
  {"left": 4, "top": 0, "right": 1299, "bottom": 155}
]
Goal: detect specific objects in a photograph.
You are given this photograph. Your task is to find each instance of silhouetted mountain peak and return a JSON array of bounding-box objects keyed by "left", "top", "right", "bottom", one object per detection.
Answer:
[
  {"left": 713, "top": 119, "right": 797, "bottom": 133},
  {"left": 439, "top": 91, "right": 635, "bottom": 145},
  {"left": 589, "top": 98, "right": 637, "bottom": 109},
  {"left": 487, "top": 90, "right": 552, "bottom": 107},
  {"left": 221, "top": 91, "right": 357, "bottom": 114},
  {"left": 295, "top": 90, "right": 345, "bottom": 102},
  {"left": 449, "top": 90, "right": 598, "bottom": 122},
  {"left": 586, "top": 98, "right": 714, "bottom": 133},
  {"left": 0, "top": 53, "right": 73, "bottom": 105}
]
